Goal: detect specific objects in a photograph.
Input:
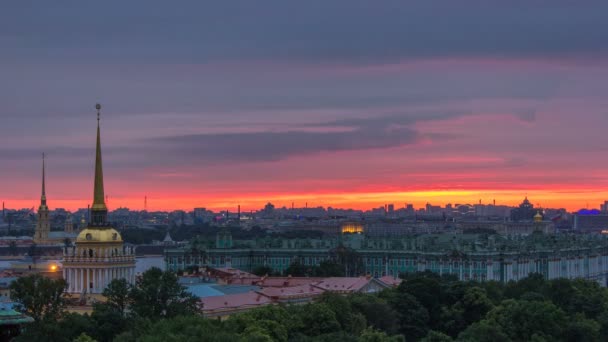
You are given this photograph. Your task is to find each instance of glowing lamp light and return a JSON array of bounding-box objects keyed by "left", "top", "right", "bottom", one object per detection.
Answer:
[{"left": 50, "top": 265, "right": 57, "bottom": 271}]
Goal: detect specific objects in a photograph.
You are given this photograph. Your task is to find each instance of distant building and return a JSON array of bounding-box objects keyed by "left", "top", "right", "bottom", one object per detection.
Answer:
[
  {"left": 573, "top": 210, "right": 608, "bottom": 232},
  {"left": 166, "top": 231, "right": 608, "bottom": 285},
  {"left": 510, "top": 197, "right": 538, "bottom": 222}
]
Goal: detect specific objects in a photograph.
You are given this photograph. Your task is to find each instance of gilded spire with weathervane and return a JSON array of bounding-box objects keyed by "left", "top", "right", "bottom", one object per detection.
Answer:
[
  {"left": 40, "top": 152, "right": 47, "bottom": 208},
  {"left": 91, "top": 103, "right": 108, "bottom": 225}
]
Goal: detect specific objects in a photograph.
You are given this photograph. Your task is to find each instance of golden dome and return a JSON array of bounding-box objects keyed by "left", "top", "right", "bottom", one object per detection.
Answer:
[
  {"left": 76, "top": 228, "right": 123, "bottom": 243},
  {"left": 341, "top": 222, "right": 364, "bottom": 234},
  {"left": 534, "top": 211, "right": 543, "bottom": 223}
]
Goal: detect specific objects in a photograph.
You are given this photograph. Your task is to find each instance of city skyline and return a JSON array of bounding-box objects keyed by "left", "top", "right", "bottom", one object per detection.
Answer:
[{"left": 2, "top": 2, "right": 608, "bottom": 212}]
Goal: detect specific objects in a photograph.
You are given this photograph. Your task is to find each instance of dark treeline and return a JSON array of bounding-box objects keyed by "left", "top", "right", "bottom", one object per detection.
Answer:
[{"left": 10, "top": 270, "right": 608, "bottom": 341}]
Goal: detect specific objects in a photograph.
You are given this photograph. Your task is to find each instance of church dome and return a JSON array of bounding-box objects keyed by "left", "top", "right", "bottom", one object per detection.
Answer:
[
  {"left": 534, "top": 211, "right": 543, "bottom": 223},
  {"left": 76, "top": 228, "right": 123, "bottom": 243}
]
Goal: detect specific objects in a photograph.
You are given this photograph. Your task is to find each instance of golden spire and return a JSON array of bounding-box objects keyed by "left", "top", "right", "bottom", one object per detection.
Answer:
[
  {"left": 91, "top": 103, "right": 108, "bottom": 225},
  {"left": 40, "top": 152, "right": 47, "bottom": 207}
]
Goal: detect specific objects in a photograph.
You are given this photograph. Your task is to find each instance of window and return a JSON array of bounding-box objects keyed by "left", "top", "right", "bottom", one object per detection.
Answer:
[{"left": 86, "top": 233, "right": 92, "bottom": 241}]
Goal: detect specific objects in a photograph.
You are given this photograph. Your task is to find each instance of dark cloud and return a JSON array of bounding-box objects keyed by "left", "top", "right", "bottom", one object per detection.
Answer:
[
  {"left": 1, "top": 1, "right": 607, "bottom": 65},
  {"left": 148, "top": 124, "right": 419, "bottom": 163}
]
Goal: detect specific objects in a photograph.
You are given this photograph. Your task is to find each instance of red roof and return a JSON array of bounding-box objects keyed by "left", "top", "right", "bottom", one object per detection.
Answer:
[
  {"left": 378, "top": 276, "right": 402, "bottom": 287},
  {"left": 201, "top": 291, "right": 271, "bottom": 315},
  {"left": 313, "top": 277, "right": 376, "bottom": 293},
  {"left": 254, "top": 277, "right": 323, "bottom": 288},
  {"left": 256, "top": 284, "right": 325, "bottom": 300}
]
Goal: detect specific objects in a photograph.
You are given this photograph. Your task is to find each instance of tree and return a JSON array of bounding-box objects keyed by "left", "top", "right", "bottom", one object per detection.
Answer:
[
  {"left": 252, "top": 266, "right": 273, "bottom": 276},
  {"left": 292, "top": 303, "right": 341, "bottom": 337},
  {"left": 114, "top": 315, "right": 237, "bottom": 342},
  {"left": 485, "top": 299, "right": 567, "bottom": 341},
  {"left": 285, "top": 262, "right": 311, "bottom": 277},
  {"left": 387, "top": 291, "right": 430, "bottom": 340},
  {"left": 317, "top": 260, "right": 345, "bottom": 277},
  {"left": 73, "top": 333, "right": 97, "bottom": 342},
  {"left": 358, "top": 328, "right": 405, "bottom": 342},
  {"left": 457, "top": 320, "right": 509, "bottom": 342},
  {"left": 88, "top": 279, "right": 132, "bottom": 341},
  {"left": 102, "top": 278, "right": 130, "bottom": 316},
  {"left": 398, "top": 273, "right": 443, "bottom": 327},
  {"left": 318, "top": 292, "right": 365, "bottom": 335},
  {"left": 350, "top": 293, "right": 400, "bottom": 335},
  {"left": 421, "top": 331, "right": 453, "bottom": 342},
  {"left": 563, "top": 314, "right": 601, "bottom": 342},
  {"left": 10, "top": 274, "right": 67, "bottom": 322},
  {"left": 129, "top": 267, "right": 200, "bottom": 320}
]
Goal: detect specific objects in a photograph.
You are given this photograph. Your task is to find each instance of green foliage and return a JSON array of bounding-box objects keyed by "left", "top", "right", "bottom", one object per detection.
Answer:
[
  {"left": 13, "top": 271, "right": 608, "bottom": 342},
  {"left": 283, "top": 260, "right": 345, "bottom": 277},
  {"left": 9, "top": 273, "right": 67, "bottom": 322},
  {"left": 73, "top": 333, "right": 97, "bottom": 342},
  {"left": 129, "top": 267, "right": 200, "bottom": 320},
  {"left": 252, "top": 265, "right": 274, "bottom": 276},
  {"left": 485, "top": 299, "right": 567, "bottom": 341},
  {"left": 357, "top": 328, "right": 405, "bottom": 342},
  {"left": 102, "top": 278, "right": 131, "bottom": 316},
  {"left": 421, "top": 331, "right": 453, "bottom": 342},
  {"left": 294, "top": 303, "right": 342, "bottom": 336},
  {"left": 457, "top": 320, "right": 510, "bottom": 342},
  {"left": 118, "top": 315, "right": 237, "bottom": 342},
  {"left": 350, "top": 293, "right": 400, "bottom": 334},
  {"left": 563, "top": 314, "right": 601, "bottom": 342}
]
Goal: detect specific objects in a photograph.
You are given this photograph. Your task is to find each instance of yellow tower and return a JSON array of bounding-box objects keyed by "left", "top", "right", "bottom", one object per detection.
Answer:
[
  {"left": 34, "top": 153, "right": 50, "bottom": 243},
  {"left": 63, "top": 104, "right": 136, "bottom": 295},
  {"left": 534, "top": 211, "right": 543, "bottom": 223}
]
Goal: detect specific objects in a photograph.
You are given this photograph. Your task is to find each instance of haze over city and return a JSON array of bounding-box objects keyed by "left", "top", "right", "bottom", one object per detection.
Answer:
[{"left": 3, "top": 1, "right": 608, "bottom": 211}]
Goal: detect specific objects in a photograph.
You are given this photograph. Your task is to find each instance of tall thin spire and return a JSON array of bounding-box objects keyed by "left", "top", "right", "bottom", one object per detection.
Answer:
[
  {"left": 41, "top": 152, "right": 47, "bottom": 206},
  {"left": 91, "top": 103, "right": 108, "bottom": 225}
]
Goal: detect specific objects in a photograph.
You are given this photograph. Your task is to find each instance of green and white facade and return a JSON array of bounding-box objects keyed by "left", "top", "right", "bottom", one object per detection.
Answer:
[{"left": 165, "top": 231, "right": 608, "bottom": 285}]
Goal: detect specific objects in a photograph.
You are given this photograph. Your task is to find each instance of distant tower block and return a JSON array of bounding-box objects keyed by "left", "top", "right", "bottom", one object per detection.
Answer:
[{"left": 144, "top": 196, "right": 148, "bottom": 211}]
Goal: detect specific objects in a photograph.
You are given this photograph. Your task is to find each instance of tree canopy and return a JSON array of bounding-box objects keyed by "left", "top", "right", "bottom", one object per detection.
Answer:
[{"left": 11, "top": 271, "right": 608, "bottom": 341}]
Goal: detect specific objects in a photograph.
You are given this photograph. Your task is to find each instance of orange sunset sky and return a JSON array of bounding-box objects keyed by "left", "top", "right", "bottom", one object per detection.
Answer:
[{"left": 2, "top": 3, "right": 608, "bottom": 213}]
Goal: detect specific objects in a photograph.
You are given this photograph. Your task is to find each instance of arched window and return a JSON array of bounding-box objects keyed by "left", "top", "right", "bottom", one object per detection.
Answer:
[{"left": 89, "top": 249, "right": 93, "bottom": 258}]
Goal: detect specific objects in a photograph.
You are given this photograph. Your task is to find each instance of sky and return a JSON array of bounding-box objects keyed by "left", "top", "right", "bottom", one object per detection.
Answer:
[{"left": 2, "top": 1, "right": 608, "bottom": 212}]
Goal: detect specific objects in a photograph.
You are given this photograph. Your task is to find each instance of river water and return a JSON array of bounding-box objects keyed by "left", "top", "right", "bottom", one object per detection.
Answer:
[{"left": 0, "top": 256, "right": 165, "bottom": 273}]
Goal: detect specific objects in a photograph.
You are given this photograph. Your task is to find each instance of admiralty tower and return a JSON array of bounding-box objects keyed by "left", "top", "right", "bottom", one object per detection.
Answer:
[{"left": 63, "top": 104, "right": 136, "bottom": 295}]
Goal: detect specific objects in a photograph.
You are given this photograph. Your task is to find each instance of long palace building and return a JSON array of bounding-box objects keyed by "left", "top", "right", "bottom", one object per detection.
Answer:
[
  {"left": 166, "top": 229, "right": 608, "bottom": 285},
  {"left": 63, "top": 104, "right": 136, "bottom": 295}
]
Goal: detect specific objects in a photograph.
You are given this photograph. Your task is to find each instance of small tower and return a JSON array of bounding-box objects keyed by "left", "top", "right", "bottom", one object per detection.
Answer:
[
  {"left": 34, "top": 153, "right": 50, "bottom": 244},
  {"left": 80, "top": 214, "right": 87, "bottom": 229},
  {"left": 533, "top": 210, "right": 544, "bottom": 234},
  {"left": 65, "top": 213, "right": 74, "bottom": 234},
  {"left": 534, "top": 210, "right": 543, "bottom": 223}
]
